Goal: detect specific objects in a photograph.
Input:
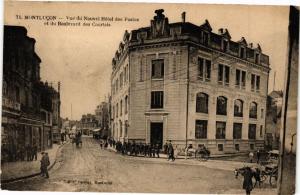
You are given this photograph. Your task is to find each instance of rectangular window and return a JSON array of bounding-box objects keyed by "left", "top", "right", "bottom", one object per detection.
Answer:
[
  {"left": 255, "top": 53, "right": 260, "bottom": 64},
  {"left": 251, "top": 74, "right": 255, "bottom": 91},
  {"left": 152, "top": 59, "right": 164, "bottom": 79},
  {"left": 195, "top": 120, "right": 207, "bottom": 139},
  {"left": 235, "top": 144, "right": 240, "bottom": 151},
  {"left": 218, "top": 64, "right": 223, "bottom": 83},
  {"left": 218, "top": 144, "right": 224, "bottom": 151},
  {"left": 116, "top": 103, "right": 118, "bottom": 117},
  {"left": 203, "top": 32, "right": 209, "bottom": 46},
  {"left": 198, "top": 58, "right": 204, "bottom": 79},
  {"left": 248, "top": 124, "right": 256, "bottom": 139},
  {"left": 260, "top": 125, "right": 263, "bottom": 137},
  {"left": 120, "top": 100, "right": 123, "bottom": 116},
  {"left": 241, "top": 71, "right": 246, "bottom": 88},
  {"left": 218, "top": 64, "right": 230, "bottom": 86},
  {"left": 240, "top": 47, "right": 245, "bottom": 58},
  {"left": 125, "top": 97, "right": 128, "bottom": 114},
  {"left": 235, "top": 69, "right": 240, "bottom": 86},
  {"left": 216, "top": 122, "right": 226, "bottom": 139},
  {"left": 256, "top": 76, "right": 260, "bottom": 91},
  {"left": 223, "top": 40, "right": 228, "bottom": 51},
  {"left": 198, "top": 58, "right": 211, "bottom": 81},
  {"left": 205, "top": 60, "right": 211, "bottom": 81},
  {"left": 251, "top": 74, "right": 260, "bottom": 92},
  {"left": 120, "top": 72, "right": 123, "bottom": 87},
  {"left": 233, "top": 123, "right": 242, "bottom": 139},
  {"left": 235, "top": 69, "right": 246, "bottom": 89},
  {"left": 225, "top": 66, "right": 230, "bottom": 85},
  {"left": 151, "top": 91, "right": 163, "bottom": 109},
  {"left": 261, "top": 109, "right": 264, "bottom": 119}
]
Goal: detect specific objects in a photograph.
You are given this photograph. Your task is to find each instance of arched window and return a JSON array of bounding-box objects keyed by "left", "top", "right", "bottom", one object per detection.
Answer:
[
  {"left": 234, "top": 99, "right": 243, "bottom": 117},
  {"left": 196, "top": 93, "right": 209, "bottom": 113},
  {"left": 249, "top": 102, "right": 258, "bottom": 118},
  {"left": 216, "top": 96, "right": 227, "bottom": 115}
]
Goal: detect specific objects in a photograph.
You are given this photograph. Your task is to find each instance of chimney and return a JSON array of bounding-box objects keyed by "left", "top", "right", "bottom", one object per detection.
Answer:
[
  {"left": 218, "top": 28, "right": 224, "bottom": 34},
  {"left": 58, "top": 81, "right": 61, "bottom": 93},
  {"left": 181, "top": 12, "right": 186, "bottom": 23}
]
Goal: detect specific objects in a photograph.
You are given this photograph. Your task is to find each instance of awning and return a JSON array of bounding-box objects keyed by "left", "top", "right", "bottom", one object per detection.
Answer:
[{"left": 92, "top": 129, "right": 101, "bottom": 132}]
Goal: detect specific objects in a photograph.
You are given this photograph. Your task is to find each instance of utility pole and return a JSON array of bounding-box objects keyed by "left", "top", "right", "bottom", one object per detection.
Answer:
[
  {"left": 185, "top": 45, "right": 190, "bottom": 148},
  {"left": 273, "top": 71, "right": 276, "bottom": 91}
]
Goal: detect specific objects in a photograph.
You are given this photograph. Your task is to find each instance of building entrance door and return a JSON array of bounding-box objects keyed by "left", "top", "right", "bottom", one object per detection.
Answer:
[{"left": 150, "top": 122, "right": 163, "bottom": 148}]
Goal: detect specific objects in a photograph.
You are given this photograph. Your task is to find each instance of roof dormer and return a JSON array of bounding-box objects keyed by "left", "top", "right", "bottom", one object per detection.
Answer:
[
  {"left": 238, "top": 37, "right": 247, "bottom": 59},
  {"left": 200, "top": 19, "right": 212, "bottom": 32}
]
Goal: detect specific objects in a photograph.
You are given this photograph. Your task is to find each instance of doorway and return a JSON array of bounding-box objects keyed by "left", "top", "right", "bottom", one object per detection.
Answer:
[{"left": 150, "top": 122, "right": 163, "bottom": 148}]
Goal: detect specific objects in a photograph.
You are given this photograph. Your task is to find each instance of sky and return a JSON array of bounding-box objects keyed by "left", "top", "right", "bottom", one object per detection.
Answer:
[{"left": 4, "top": 2, "right": 290, "bottom": 120}]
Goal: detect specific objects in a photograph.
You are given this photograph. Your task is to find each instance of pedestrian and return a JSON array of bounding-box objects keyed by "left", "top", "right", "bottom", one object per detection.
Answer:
[
  {"left": 32, "top": 143, "right": 38, "bottom": 161},
  {"left": 144, "top": 144, "right": 148, "bottom": 157},
  {"left": 61, "top": 133, "right": 65, "bottom": 143},
  {"left": 242, "top": 167, "right": 253, "bottom": 195},
  {"left": 140, "top": 144, "right": 145, "bottom": 156},
  {"left": 155, "top": 144, "right": 160, "bottom": 158},
  {"left": 26, "top": 144, "right": 31, "bottom": 161},
  {"left": 249, "top": 151, "right": 254, "bottom": 163},
  {"left": 174, "top": 145, "right": 179, "bottom": 158},
  {"left": 163, "top": 142, "right": 168, "bottom": 154},
  {"left": 256, "top": 149, "right": 260, "bottom": 164},
  {"left": 148, "top": 144, "right": 152, "bottom": 157},
  {"left": 168, "top": 141, "right": 175, "bottom": 161},
  {"left": 100, "top": 140, "right": 103, "bottom": 149},
  {"left": 40, "top": 152, "right": 50, "bottom": 178}
]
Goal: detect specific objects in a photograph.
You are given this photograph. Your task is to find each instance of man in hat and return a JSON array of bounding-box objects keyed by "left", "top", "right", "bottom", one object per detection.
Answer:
[{"left": 40, "top": 152, "right": 50, "bottom": 178}]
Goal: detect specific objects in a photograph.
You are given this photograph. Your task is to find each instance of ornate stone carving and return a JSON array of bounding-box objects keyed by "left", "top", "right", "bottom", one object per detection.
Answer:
[{"left": 151, "top": 9, "right": 169, "bottom": 38}]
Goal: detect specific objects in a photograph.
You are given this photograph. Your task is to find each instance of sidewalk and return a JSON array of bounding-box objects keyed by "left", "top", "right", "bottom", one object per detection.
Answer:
[
  {"left": 105, "top": 145, "right": 256, "bottom": 171},
  {"left": 1, "top": 143, "right": 65, "bottom": 182}
]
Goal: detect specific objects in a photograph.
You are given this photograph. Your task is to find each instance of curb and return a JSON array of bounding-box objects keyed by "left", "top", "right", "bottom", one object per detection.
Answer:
[
  {"left": 1, "top": 141, "right": 68, "bottom": 184},
  {"left": 106, "top": 147, "right": 248, "bottom": 160}
]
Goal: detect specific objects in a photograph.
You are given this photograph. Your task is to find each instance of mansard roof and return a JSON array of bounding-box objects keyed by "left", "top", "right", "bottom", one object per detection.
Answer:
[{"left": 112, "top": 9, "right": 270, "bottom": 69}]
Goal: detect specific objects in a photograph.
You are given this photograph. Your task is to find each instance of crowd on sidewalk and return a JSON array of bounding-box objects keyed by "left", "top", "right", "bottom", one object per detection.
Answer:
[
  {"left": 1, "top": 144, "right": 61, "bottom": 181},
  {"left": 101, "top": 138, "right": 177, "bottom": 161},
  {"left": 2, "top": 143, "right": 39, "bottom": 163}
]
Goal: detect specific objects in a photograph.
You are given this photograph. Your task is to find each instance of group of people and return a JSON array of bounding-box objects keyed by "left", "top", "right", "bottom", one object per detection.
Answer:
[
  {"left": 248, "top": 149, "right": 262, "bottom": 163},
  {"left": 114, "top": 141, "right": 161, "bottom": 158},
  {"left": 2, "top": 143, "right": 39, "bottom": 162},
  {"left": 106, "top": 138, "right": 177, "bottom": 161}
]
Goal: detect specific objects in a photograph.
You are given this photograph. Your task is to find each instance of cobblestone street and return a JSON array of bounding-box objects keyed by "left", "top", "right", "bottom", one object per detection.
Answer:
[{"left": 2, "top": 137, "right": 276, "bottom": 194}]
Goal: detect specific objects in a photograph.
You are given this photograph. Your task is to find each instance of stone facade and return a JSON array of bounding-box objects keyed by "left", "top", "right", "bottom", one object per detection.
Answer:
[
  {"left": 110, "top": 10, "right": 270, "bottom": 154},
  {"left": 80, "top": 114, "right": 97, "bottom": 135},
  {"left": 95, "top": 102, "right": 110, "bottom": 138},
  {"left": 2, "top": 25, "right": 61, "bottom": 162}
]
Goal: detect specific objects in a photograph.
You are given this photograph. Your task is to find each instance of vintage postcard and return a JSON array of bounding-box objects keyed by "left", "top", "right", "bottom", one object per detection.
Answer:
[{"left": 1, "top": 1, "right": 298, "bottom": 195}]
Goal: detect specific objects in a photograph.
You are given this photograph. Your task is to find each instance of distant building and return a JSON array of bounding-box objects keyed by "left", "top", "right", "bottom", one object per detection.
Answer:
[
  {"left": 265, "top": 90, "right": 283, "bottom": 149},
  {"left": 80, "top": 114, "right": 97, "bottom": 135},
  {"left": 110, "top": 9, "right": 270, "bottom": 154},
  {"left": 95, "top": 101, "right": 110, "bottom": 138},
  {"left": 1, "top": 25, "right": 60, "bottom": 162}
]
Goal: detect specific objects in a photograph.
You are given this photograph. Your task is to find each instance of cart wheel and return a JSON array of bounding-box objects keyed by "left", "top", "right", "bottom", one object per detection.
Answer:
[
  {"left": 269, "top": 174, "right": 277, "bottom": 186},
  {"left": 260, "top": 173, "right": 267, "bottom": 182}
]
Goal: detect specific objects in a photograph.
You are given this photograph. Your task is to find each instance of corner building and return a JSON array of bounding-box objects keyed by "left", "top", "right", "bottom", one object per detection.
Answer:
[{"left": 111, "top": 9, "right": 270, "bottom": 154}]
